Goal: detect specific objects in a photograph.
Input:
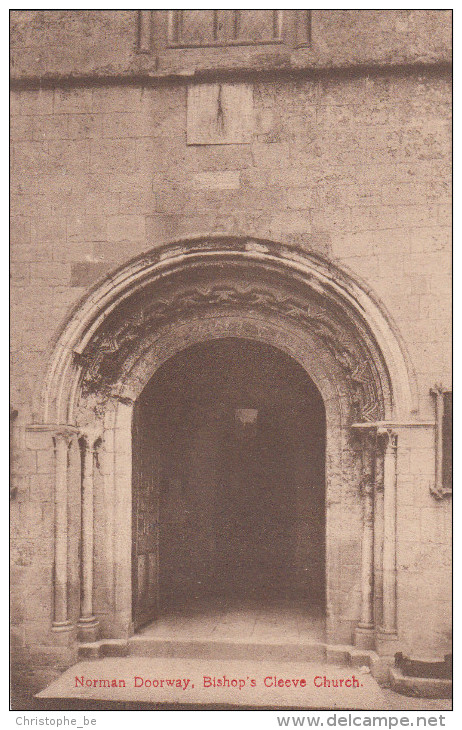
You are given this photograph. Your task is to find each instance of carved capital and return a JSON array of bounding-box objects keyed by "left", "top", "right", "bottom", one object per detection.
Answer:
[
  {"left": 52, "top": 427, "right": 80, "bottom": 451},
  {"left": 377, "top": 426, "right": 398, "bottom": 452},
  {"left": 79, "top": 428, "right": 103, "bottom": 452},
  {"left": 430, "top": 383, "right": 446, "bottom": 397}
]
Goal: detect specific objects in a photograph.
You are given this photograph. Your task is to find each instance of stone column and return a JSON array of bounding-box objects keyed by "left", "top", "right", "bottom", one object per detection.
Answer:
[
  {"left": 430, "top": 384, "right": 451, "bottom": 498},
  {"left": 77, "top": 434, "right": 99, "bottom": 641},
  {"left": 355, "top": 428, "right": 376, "bottom": 649},
  {"left": 52, "top": 430, "right": 74, "bottom": 632},
  {"left": 373, "top": 445, "right": 385, "bottom": 629},
  {"left": 377, "top": 427, "right": 398, "bottom": 646},
  {"left": 433, "top": 385, "right": 445, "bottom": 493}
]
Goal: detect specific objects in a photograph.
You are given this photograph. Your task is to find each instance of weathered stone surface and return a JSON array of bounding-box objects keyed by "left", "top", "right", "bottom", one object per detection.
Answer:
[
  {"left": 10, "top": 10, "right": 451, "bottom": 692},
  {"left": 10, "top": 11, "right": 451, "bottom": 80},
  {"left": 187, "top": 84, "right": 254, "bottom": 145}
]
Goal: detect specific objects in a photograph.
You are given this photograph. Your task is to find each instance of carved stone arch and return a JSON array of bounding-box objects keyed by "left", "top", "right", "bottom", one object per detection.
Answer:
[
  {"left": 35, "top": 236, "right": 418, "bottom": 647},
  {"left": 38, "top": 236, "right": 416, "bottom": 426}
]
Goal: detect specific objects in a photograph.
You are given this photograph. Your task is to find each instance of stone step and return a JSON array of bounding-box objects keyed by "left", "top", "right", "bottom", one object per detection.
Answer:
[
  {"left": 128, "top": 637, "right": 327, "bottom": 662},
  {"left": 79, "top": 637, "right": 379, "bottom": 674},
  {"left": 36, "top": 656, "right": 389, "bottom": 710},
  {"left": 389, "top": 667, "right": 452, "bottom": 699}
]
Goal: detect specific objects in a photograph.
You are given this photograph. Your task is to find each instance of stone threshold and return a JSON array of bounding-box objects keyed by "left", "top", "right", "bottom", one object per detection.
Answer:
[
  {"left": 390, "top": 668, "right": 452, "bottom": 699},
  {"left": 78, "top": 637, "right": 379, "bottom": 668},
  {"left": 36, "top": 656, "right": 388, "bottom": 710}
]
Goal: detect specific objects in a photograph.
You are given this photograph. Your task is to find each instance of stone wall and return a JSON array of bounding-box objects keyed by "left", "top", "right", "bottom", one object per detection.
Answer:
[
  {"left": 10, "top": 10, "right": 451, "bottom": 79},
  {"left": 10, "top": 9, "right": 452, "bottom": 663},
  {"left": 11, "top": 73, "right": 452, "bottom": 422}
]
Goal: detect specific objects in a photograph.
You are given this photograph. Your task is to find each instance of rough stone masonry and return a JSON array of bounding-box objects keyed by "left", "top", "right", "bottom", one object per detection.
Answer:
[{"left": 10, "top": 10, "right": 451, "bottom": 704}]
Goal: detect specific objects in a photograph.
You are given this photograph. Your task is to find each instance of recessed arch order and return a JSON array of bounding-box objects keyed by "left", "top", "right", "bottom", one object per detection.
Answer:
[
  {"left": 35, "top": 235, "right": 421, "bottom": 646},
  {"left": 39, "top": 236, "right": 416, "bottom": 428}
]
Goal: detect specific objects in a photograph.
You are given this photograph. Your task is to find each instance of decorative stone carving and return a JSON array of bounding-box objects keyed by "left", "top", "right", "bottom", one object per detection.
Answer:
[
  {"left": 78, "top": 282, "right": 383, "bottom": 423},
  {"left": 41, "top": 238, "right": 414, "bottom": 426}
]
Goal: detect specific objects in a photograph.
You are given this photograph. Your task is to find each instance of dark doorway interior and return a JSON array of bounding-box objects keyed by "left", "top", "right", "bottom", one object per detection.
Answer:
[{"left": 132, "top": 338, "right": 326, "bottom": 629}]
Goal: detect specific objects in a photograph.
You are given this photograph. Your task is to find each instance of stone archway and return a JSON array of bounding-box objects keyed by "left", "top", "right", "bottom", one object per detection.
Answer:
[
  {"left": 31, "top": 236, "right": 416, "bottom": 655},
  {"left": 131, "top": 336, "right": 328, "bottom": 631}
]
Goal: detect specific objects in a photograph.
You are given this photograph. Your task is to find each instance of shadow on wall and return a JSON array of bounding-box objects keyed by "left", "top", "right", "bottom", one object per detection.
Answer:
[{"left": 133, "top": 337, "right": 326, "bottom": 620}]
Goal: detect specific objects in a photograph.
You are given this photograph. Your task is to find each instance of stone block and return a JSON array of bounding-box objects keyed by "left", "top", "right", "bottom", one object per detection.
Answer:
[
  {"left": 12, "top": 242, "right": 53, "bottom": 263},
  {"left": 53, "top": 240, "right": 95, "bottom": 263},
  {"left": 10, "top": 90, "right": 22, "bottom": 117},
  {"left": 107, "top": 215, "right": 145, "bottom": 242},
  {"left": 390, "top": 668, "right": 452, "bottom": 699},
  {"left": 25, "top": 430, "right": 53, "bottom": 451},
  {"left": 67, "top": 214, "right": 106, "bottom": 243},
  {"left": 32, "top": 114, "right": 70, "bottom": 141},
  {"left": 12, "top": 141, "right": 48, "bottom": 175},
  {"left": 269, "top": 212, "right": 312, "bottom": 238},
  {"left": 29, "top": 473, "right": 53, "bottom": 501},
  {"left": 185, "top": 143, "right": 253, "bottom": 173},
  {"left": 54, "top": 88, "right": 93, "bottom": 114},
  {"left": 92, "top": 86, "right": 142, "bottom": 113},
  {"left": 70, "top": 262, "right": 115, "bottom": 287},
  {"left": 31, "top": 217, "right": 66, "bottom": 244},
  {"left": 332, "top": 232, "right": 373, "bottom": 259},
  {"left": 253, "top": 141, "right": 291, "bottom": 168},
  {"left": 90, "top": 139, "right": 137, "bottom": 174},
  {"left": 192, "top": 171, "right": 241, "bottom": 191},
  {"left": 421, "top": 293, "right": 451, "bottom": 322},
  {"left": 30, "top": 262, "right": 71, "bottom": 285},
  {"left": 284, "top": 188, "right": 316, "bottom": 210},
  {"left": 46, "top": 140, "right": 90, "bottom": 174},
  {"left": 10, "top": 115, "right": 36, "bottom": 141},
  {"left": 83, "top": 192, "right": 120, "bottom": 218},
  {"left": 409, "top": 448, "right": 434, "bottom": 477},
  {"left": 36, "top": 449, "right": 54, "bottom": 475},
  {"left": 397, "top": 507, "right": 421, "bottom": 542},
  {"left": 311, "top": 207, "right": 351, "bottom": 234},
  {"left": 93, "top": 240, "right": 145, "bottom": 263},
  {"left": 10, "top": 263, "right": 30, "bottom": 285},
  {"left": 68, "top": 113, "right": 103, "bottom": 139},
  {"left": 420, "top": 508, "right": 445, "bottom": 545},
  {"left": 102, "top": 112, "right": 150, "bottom": 139},
  {"left": 118, "top": 191, "right": 157, "bottom": 215},
  {"left": 20, "top": 89, "right": 54, "bottom": 116},
  {"left": 11, "top": 216, "right": 31, "bottom": 246}
]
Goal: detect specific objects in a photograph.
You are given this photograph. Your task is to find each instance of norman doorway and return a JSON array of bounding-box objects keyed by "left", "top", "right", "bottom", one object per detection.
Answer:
[{"left": 132, "top": 338, "right": 326, "bottom": 633}]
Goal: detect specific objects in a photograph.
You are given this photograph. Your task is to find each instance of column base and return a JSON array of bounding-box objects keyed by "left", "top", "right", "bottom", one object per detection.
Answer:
[
  {"left": 77, "top": 616, "right": 99, "bottom": 642},
  {"left": 52, "top": 620, "right": 73, "bottom": 633},
  {"left": 355, "top": 623, "right": 375, "bottom": 650},
  {"left": 376, "top": 628, "right": 400, "bottom": 656}
]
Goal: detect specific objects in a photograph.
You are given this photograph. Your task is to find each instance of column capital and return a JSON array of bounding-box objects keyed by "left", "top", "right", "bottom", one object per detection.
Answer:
[
  {"left": 79, "top": 428, "right": 103, "bottom": 450},
  {"left": 430, "top": 383, "right": 451, "bottom": 396},
  {"left": 54, "top": 428, "right": 79, "bottom": 447},
  {"left": 377, "top": 426, "right": 398, "bottom": 450}
]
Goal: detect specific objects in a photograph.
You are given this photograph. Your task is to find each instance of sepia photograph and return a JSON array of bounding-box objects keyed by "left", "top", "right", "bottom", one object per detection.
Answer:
[{"left": 10, "top": 7, "right": 452, "bottom": 717}]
